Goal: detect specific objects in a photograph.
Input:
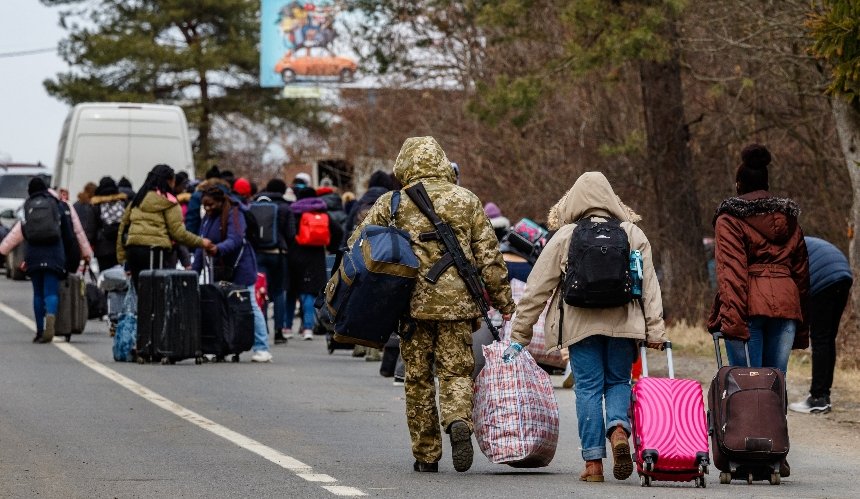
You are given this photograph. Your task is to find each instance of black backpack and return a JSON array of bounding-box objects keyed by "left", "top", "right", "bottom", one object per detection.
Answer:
[
  {"left": 562, "top": 217, "right": 633, "bottom": 308},
  {"left": 241, "top": 209, "right": 262, "bottom": 250},
  {"left": 23, "top": 194, "right": 62, "bottom": 245},
  {"left": 249, "top": 197, "right": 279, "bottom": 250}
]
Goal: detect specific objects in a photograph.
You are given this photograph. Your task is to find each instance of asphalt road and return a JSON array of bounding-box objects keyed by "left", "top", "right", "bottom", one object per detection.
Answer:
[{"left": 0, "top": 277, "right": 857, "bottom": 498}]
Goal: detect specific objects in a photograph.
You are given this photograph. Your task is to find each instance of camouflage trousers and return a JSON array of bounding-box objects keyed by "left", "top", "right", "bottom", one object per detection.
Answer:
[{"left": 400, "top": 319, "right": 475, "bottom": 463}]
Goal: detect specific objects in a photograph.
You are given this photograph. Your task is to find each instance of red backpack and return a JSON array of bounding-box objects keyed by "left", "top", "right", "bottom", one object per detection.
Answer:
[{"left": 296, "top": 211, "right": 331, "bottom": 246}]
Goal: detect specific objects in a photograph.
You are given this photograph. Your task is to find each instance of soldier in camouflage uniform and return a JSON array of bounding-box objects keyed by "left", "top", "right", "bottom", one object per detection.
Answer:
[{"left": 349, "top": 137, "right": 515, "bottom": 473}]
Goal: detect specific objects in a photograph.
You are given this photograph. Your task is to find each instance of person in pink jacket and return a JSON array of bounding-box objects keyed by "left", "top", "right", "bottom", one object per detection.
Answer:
[{"left": 0, "top": 179, "right": 93, "bottom": 342}]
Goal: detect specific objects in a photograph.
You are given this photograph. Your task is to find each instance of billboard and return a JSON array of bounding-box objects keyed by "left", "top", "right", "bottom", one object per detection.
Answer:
[{"left": 260, "top": 0, "right": 357, "bottom": 90}]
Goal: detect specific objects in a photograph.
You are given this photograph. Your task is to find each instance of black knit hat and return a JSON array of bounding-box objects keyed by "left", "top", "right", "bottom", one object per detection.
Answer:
[
  {"left": 736, "top": 143, "right": 770, "bottom": 194},
  {"left": 265, "top": 178, "right": 287, "bottom": 194},
  {"left": 28, "top": 177, "right": 48, "bottom": 196},
  {"left": 95, "top": 176, "right": 118, "bottom": 196}
]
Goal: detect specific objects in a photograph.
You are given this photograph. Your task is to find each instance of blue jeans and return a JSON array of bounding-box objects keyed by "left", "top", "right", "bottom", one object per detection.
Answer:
[
  {"left": 726, "top": 317, "right": 796, "bottom": 374},
  {"left": 31, "top": 270, "right": 61, "bottom": 333},
  {"left": 256, "top": 253, "right": 288, "bottom": 331},
  {"left": 285, "top": 292, "right": 316, "bottom": 331},
  {"left": 569, "top": 335, "right": 637, "bottom": 461},
  {"left": 247, "top": 285, "right": 269, "bottom": 352}
]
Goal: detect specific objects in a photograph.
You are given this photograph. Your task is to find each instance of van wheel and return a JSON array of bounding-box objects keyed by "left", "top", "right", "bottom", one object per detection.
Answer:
[
  {"left": 339, "top": 68, "right": 354, "bottom": 83},
  {"left": 281, "top": 69, "right": 296, "bottom": 84}
]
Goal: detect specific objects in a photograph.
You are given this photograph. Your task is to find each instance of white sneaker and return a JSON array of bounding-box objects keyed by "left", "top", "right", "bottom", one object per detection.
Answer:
[
  {"left": 282, "top": 329, "right": 294, "bottom": 340},
  {"left": 251, "top": 350, "right": 273, "bottom": 363},
  {"left": 302, "top": 329, "right": 314, "bottom": 340}
]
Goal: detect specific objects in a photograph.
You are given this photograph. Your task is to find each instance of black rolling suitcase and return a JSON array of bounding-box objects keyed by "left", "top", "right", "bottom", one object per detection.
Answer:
[
  {"left": 137, "top": 269, "right": 202, "bottom": 365},
  {"left": 56, "top": 271, "right": 88, "bottom": 341},
  {"left": 200, "top": 280, "right": 255, "bottom": 362},
  {"left": 708, "top": 332, "right": 788, "bottom": 485}
]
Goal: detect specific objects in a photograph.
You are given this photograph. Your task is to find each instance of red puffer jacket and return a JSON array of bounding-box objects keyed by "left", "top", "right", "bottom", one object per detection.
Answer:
[{"left": 707, "top": 190, "right": 810, "bottom": 349}]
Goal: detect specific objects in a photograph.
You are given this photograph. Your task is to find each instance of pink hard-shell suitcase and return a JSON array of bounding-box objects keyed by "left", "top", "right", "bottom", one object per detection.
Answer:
[{"left": 630, "top": 341, "right": 710, "bottom": 488}]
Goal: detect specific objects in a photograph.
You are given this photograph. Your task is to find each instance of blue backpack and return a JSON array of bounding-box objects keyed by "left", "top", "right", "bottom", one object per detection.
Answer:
[{"left": 321, "top": 192, "right": 418, "bottom": 348}]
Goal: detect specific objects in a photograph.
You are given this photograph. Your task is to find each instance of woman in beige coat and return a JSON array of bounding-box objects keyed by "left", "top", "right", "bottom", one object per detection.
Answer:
[{"left": 509, "top": 172, "right": 666, "bottom": 483}]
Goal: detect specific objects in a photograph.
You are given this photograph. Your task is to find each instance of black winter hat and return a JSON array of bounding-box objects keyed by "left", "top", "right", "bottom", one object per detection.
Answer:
[
  {"left": 736, "top": 143, "right": 770, "bottom": 194},
  {"left": 368, "top": 170, "right": 394, "bottom": 190},
  {"left": 118, "top": 177, "right": 132, "bottom": 188},
  {"left": 204, "top": 165, "right": 221, "bottom": 180},
  {"left": 28, "top": 177, "right": 48, "bottom": 196},
  {"left": 265, "top": 178, "right": 287, "bottom": 194},
  {"left": 95, "top": 176, "right": 119, "bottom": 196},
  {"left": 296, "top": 187, "right": 318, "bottom": 200}
]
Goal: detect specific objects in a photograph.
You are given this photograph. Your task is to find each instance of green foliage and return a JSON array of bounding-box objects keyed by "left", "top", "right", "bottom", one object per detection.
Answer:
[
  {"left": 41, "top": 0, "right": 319, "bottom": 167},
  {"left": 598, "top": 129, "right": 646, "bottom": 157},
  {"left": 807, "top": 0, "right": 860, "bottom": 102},
  {"left": 467, "top": 75, "right": 543, "bottom": 128}
]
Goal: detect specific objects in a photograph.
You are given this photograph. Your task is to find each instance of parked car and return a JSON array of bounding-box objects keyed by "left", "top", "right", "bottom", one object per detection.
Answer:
[
  {"left": 274, "top": 47, "right": 357, "bottom": 84},
  {"left": 0, "top": 163, "right": 52, "bottom": 215}
]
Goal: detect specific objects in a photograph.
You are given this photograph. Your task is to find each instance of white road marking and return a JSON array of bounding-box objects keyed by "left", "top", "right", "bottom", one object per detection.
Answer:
[{"left": 0, "top": 301, "right": 367, "bottom": 497}]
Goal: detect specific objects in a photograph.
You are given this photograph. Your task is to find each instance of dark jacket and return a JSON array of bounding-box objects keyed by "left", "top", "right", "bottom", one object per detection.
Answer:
[
  {"left": 343, "top": 186, "right": 389, "bottom": 242},
  {"left": 253, "top": 190, "right": 295, "bottom": 252},
  {"left": 289, "top": 197, "right": 343, "bottom": 295},
  {"left": 708, "top": 190, "right": 810, "bottom": 348},
  {"left": 23, "top": 192, "right": 75, "bottom": 278},
  {"left": 91, "top": 193, "right": 127, "bottom": 260},
  {"left": 73, "top": 200, "right": 98, "bottom": 247},
  {"left": 319, "top": 190, "right": 348, "bottom": 232},
  {"left": 193, "top": 206, "right": 257, "bottom": 287},
  {"left": 805, "top": 236, "right": 853, "bottom": 296}
]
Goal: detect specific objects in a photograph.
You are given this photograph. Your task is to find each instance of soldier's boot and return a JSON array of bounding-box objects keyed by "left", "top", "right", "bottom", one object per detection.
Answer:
[
  {"left": 610, "top": 424, "right": 633, "bottom": 480},
  {"left": 413, "top": 461, "right": 438, "bottom": 473},
  {"left": 579, "top": 459, "right": 604, "bottom": 482},
  {"left": 449, "top": 420, "right": 473, "bottom": 472}
]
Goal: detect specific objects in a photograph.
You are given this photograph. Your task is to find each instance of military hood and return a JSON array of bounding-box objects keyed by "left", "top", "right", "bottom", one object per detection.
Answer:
[
  {"left": 547, "top": 172, "right": 641, "bottom": 229},
  {"left": 392, "top": 136, "right": 456, "bottom": 186},
  {"left": 713, "top": 190, "right": 800, "bottom": 244}
]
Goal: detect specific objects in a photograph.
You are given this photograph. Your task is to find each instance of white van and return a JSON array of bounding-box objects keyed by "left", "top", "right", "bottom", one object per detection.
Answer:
[{"left": 54, "top": 103, "right": 194, "bottom": 197}]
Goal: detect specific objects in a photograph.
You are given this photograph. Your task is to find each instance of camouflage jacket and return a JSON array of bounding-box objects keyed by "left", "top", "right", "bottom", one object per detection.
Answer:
[{"left": 349, "top": 137, "right": 515, "bottom": 321}]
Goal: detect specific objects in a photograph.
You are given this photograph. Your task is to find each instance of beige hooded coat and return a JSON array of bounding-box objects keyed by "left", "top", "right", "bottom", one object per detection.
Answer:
[{"left": 510, "top": 172, "right": 667, "bottom": 351}]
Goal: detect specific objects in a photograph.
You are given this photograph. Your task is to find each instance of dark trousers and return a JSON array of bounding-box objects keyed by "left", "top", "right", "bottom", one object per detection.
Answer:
[
  {"left": 125, "top": 246, "right": 169, "bottom": 290},
  {"left": 809, "top": 279, "right": 853, "bottom": 399}
]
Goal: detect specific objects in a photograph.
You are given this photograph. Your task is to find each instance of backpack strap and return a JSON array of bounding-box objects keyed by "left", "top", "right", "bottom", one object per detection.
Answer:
[{"left": 389, "top": 191, "right": 402, "bottom": 226}]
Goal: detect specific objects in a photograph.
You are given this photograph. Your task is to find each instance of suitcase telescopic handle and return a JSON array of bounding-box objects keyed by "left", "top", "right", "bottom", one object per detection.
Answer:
[
  {"left": 711, "top": 332, "right": 751, "bottom": 368},
  {"left": 639, "top": 341, "right": 673, "bottom": 379}
]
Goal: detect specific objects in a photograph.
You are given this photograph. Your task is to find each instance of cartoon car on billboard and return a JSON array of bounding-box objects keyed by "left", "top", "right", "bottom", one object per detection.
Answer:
[{"left": 275, "top": 47, "right": 357, "bottom": 84}]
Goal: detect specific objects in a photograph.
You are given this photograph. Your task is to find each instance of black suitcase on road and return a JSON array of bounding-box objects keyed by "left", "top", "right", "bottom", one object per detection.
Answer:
[
  {"left": 708, "top": 332, "right": 788, "bottom": 485},
  {"left": 137, "top": 270, "right": 202, "bottom": 364},
  {"left": 200, "top": 282, "right": 255, "bottom": 362}
]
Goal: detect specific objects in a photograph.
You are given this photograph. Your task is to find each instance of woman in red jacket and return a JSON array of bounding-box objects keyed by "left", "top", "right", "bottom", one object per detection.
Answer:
[{"left": 708, "top": 144, "right": 809, "bottom": 374}]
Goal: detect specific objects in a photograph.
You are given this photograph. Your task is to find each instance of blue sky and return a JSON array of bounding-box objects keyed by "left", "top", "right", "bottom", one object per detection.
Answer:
[{"left": 0, "top": 0, "right": 69, "bottom": 167}]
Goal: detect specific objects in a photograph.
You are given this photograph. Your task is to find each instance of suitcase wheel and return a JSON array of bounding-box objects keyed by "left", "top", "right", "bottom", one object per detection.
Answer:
[
  {"left": 195, "top": 357, "right": 203, "bottom": 365},
  {"left": 65, "top": 334, "right": 72, "bottom": 342},
  {"left": 160, "top": 357, "right": 170, "bottom": 365},
  {"left": 231, "top": 354, "right": 240, "bottom": 363},
  {"left": 746, "top": 473, "right": 753, "bottom": 485},
  {"left": 719, "top": 472, "right": 731, "bottom": 484},
  {"left": 136, "top": 356, "right": 146, "bottom": 365},
  {"left": 695, "top": 476, "right": 706, "bottom": 488},
  {"left": 639, "top": 475, "right": 652, "bottom": 487},
  {"left": 769, "top": 472, "right": 780, "bottom": 485}
]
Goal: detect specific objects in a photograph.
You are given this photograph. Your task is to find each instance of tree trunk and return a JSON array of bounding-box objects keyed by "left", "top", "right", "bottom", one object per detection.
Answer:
[
  {"left": 638, "top": 20, "right": 707, "bottom": 324},
  {"left": 831, "top": 98, "right": 860, "bottom": 322},
  {"left": 197, "top": 73, "right": 211, "bottom": 170}
]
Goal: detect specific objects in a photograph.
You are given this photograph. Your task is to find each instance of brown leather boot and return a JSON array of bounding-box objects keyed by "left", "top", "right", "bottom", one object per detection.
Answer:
[
  {"left": 610, "top": 424, "right": 633, "bottom": 480},
  {"left": 579, "top": 459, "right": 604, "bottom": 482}
]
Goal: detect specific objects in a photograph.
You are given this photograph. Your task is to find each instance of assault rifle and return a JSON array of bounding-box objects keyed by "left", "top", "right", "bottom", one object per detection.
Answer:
[{"left": 404, "top": 182, "right": 502, "bottom": 341}]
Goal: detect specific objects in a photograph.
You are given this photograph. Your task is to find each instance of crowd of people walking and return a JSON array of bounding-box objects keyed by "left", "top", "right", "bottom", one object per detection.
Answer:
[{"left": 0, "top": 138, "right": 852, "bottom": 484}]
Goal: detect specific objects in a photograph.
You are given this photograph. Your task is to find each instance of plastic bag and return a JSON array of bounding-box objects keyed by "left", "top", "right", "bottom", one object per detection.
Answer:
[
  {"left": 473, "top": 341, "right": 560, "bottom": 467},
  {"left": 113, "top": 285, "right": 137, "bottom": 362}
]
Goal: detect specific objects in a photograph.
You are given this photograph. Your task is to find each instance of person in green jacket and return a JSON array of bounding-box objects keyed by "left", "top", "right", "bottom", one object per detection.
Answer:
[{"left": 117, "top": 164, "right": 215, "bottom": 287}]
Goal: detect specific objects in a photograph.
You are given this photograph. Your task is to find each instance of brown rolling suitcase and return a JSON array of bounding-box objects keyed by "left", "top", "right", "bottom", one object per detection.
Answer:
[{"left": 708, "top": 332, "right": 788, "bottom": 485}]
